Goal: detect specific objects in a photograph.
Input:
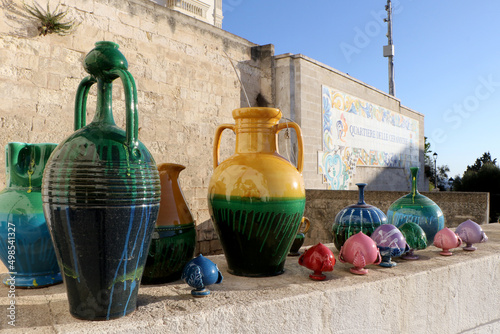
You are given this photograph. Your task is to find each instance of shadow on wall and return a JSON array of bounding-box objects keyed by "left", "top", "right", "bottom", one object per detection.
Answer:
[{"left": 196, "top": 219, "right": 222, "bottom": 256}]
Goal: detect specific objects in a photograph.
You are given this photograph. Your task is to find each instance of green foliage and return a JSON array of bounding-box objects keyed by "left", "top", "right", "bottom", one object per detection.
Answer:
[
  {"left": 455, "top": 153, "right": 500, "bottom": 222},
  {"left": 424, "top": 136, "right": 432, "bottom": 166},
  {"left": 423, "top": 137, "right": 449, "bottom": 190},
  {"left": 466, "top": 152, "right": 497, "bottom": 173},
  {"left": 23, "top": 1, "right": 76, "bottom": 36}
]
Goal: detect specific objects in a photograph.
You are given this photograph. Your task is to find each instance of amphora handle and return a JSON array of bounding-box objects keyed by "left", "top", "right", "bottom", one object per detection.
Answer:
[
  {"left": 73, "top": 41, "right": 139, "bottom": 149},
  {"left": 276, "top": 121, "right": 304, "bottom": 173},
  {"left": 213, "top": 124, "right": 235, "bottom": 169}
]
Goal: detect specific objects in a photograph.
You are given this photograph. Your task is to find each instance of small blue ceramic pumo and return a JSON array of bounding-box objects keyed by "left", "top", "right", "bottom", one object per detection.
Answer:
[{"left": 181, "top": 254, "right": 223, "bottom": 297}]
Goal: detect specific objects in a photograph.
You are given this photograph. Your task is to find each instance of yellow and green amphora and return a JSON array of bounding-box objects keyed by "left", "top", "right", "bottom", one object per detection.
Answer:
[{"left": 208, "top": 107, "right": 306, "bottom": 276}]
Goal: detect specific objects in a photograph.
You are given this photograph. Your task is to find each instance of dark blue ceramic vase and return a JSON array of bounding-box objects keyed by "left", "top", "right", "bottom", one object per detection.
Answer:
[
  {"left": 331, "top": 183, "right": 387, "bottom": 251},
  {"left": 42, "top": 42, "right": 161, "bottom": 320}
]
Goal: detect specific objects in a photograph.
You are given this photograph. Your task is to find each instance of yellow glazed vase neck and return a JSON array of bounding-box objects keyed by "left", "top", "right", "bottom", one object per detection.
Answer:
[{"left": 233, "top": 108, "right": 281, "bottom": 154}]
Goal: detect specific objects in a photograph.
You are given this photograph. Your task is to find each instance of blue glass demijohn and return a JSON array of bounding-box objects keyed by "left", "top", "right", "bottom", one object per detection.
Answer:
[{"left": 331, "top": 183, "right": 387, "bottom": 251}]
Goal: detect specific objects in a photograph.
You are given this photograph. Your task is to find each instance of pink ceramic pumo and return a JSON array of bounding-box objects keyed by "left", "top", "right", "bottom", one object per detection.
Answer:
[
  {"left": 298, "top": 243, "right": 335, "bottom": 281},
  {"left": 339, "top": 232, "right": 382, "bottom": 275},
  {"left": 433, "top": 227, "right": 462, "bottom": 256},
  {"left": 455, "top": 219, "right": 488, "bottom": 251}
]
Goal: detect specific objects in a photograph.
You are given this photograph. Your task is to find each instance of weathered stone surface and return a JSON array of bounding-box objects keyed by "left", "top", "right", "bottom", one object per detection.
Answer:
[{"left": 0, "top": 224, "right": 499, "bottom": 333}]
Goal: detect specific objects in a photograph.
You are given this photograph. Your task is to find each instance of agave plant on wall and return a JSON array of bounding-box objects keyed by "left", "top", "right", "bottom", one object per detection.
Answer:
[{"left": 23, "top": 1, "right": 77, "bottom": 36}]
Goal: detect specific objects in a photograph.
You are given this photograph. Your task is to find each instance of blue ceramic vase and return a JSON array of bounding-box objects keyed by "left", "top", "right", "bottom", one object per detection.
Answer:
[
  {"left": 0, "top": 142, "right": 61, "bottom": 288},
  {"left": 331, "top": 183, "right": 387, "bottom": 251}
]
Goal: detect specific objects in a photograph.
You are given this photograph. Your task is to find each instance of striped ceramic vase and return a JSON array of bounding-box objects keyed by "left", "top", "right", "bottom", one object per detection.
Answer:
[{"left": 42, "top": 42, "right": 160, "bottom": 320}]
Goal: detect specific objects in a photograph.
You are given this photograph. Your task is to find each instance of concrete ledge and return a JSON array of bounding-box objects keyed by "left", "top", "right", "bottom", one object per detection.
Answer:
[{"left": 1, "top": 224, "right": 500, "bottom": 333}]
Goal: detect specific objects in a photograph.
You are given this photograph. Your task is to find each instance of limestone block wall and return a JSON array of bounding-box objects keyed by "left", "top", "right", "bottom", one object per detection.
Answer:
[
  {"left": 304, "top": 189, "right": 490, "bottom": 246},
  {"left": 274, "top": 53, "right": 426, "bottom": 192},
  {"left": 0, "top": 0, "right": 274, "bottom": 254}
]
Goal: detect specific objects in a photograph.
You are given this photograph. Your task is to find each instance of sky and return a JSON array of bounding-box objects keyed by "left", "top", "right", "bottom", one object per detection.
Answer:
[{"left": 222, "top": 0, "right": 500, "bottom": 179}]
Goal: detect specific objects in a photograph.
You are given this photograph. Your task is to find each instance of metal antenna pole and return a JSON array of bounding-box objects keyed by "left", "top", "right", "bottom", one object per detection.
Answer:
[{"left": 384, "top": 0, "right": 395, "bottom": 96}]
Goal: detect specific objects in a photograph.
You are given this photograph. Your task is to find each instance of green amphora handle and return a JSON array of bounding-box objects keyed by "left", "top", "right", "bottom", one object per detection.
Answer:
[{"left": 73, "top": 41, "right": 139, "bottom": 149}]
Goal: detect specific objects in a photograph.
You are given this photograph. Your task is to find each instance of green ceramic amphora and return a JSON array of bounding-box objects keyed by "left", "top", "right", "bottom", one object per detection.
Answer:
[{"left": 42, "top": 42, "right": 161, "bottom": 320}]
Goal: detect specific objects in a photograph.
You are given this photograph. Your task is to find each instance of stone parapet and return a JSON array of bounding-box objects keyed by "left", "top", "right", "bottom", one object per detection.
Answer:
[
  {"left": 304, "top": 189, "right": 490, "bottom": 246},
  {"left": 0, "top": 224, "right": 499, "bottom": 333}
]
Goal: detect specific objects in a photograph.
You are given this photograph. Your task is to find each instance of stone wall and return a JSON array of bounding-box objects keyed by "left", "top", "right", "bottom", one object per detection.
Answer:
[
  {"left": 0, "top": 0, "right": 273, "bottom": 254},
  {"left": 274, "top": 53, "right": 426, "bottom": 192},
  {"left": 0, "top": 0, "right": 456, "bottom": 257},
  {"left": 304, "top": 189, "right": 490, "bottom": 246}
]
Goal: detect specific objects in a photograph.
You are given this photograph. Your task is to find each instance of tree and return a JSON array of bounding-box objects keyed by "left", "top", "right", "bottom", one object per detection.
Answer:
[
  {"left": 436, "top": 165, "right": 450, "bottom": 191},
  {"left": 455, "top": 152, "right": 500, "bottom": 222},
  {"left": 466, "top": 152, "right": 497, "bottom": 173},
  {"left": 423, "top": 137, "right": 449, "bottom": 190}
]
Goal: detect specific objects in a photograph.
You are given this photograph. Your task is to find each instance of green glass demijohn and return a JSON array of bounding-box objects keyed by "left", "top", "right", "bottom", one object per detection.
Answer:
[
  {"left": 42, "top": 41, "right": 161, "bottom": 321},
  {"left": 387, "top": 167, "right": 444, "bottom": 246},
  {"left": 0, "top": 142, "right": 62, "bottom": 288}
]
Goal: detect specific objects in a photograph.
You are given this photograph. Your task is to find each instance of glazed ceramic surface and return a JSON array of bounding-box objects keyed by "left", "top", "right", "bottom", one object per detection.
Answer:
[
  {"left": 399, "top": 222, "right": 427, "bottom": 260},
  {"left": 371, "top": 224, "right": 409, "bottom": 267},
  {"left": 289, "top": 217, "right": 311, "bottom": 256},
  {"left": 42, "top": 42, "right": 161, "bottom": 320},
  {"left": 332, "top": 183, "right": 387, "bottom": 251},
  {"left": 142, "top": 163, "right": 196, "bottom": 284},
  {"left": 433, "top": 227, "right": 462, "bottom": 256},
  {"left": 208, "top": 107, "right": 306, "bottom": 277},
  {"left": 455, "top": 219, "right": 487, "bottom": 251},
  {"left": 0, "top": 142, "right": 61, "bottom": 288},
  {"left": 387, "top": 167, "right": 444, "bottom": 245},
  {"left": 181, "top": 254, "right": 223, "bottom": 297},
  {"left": 298, "top": 243, "right": 335, "bottom": 281},
  {"left": 339, "top": 232, "right": 381, "bottom": 275}
]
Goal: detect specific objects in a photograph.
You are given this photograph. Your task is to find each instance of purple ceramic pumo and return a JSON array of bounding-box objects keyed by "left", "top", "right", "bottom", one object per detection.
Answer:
[
  {"left": 433, "top": 227, "right": 462, "bottom": 256},
  {"left": 455, "top": 219, "right": 488, "bottom": 251},
  {"left": 370, "top": 224, "right": 409, "bottom": 267},
  {"left": 339, "top": 232, "right": 381, "bottom": 275}
]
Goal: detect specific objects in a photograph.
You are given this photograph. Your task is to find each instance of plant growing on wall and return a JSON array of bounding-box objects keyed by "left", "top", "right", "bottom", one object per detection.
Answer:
[{"left": 22, "top": 1, "right": 77, "bottom": 36}]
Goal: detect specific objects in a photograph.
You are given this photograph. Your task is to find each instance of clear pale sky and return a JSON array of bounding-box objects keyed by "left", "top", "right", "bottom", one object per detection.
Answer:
[{"left": 222, "top": 0, "right": 500, "bottom": 179}]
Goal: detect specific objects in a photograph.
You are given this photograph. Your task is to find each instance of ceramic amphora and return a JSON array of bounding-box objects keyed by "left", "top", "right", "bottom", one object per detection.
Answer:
[
  {"left": 208, "top": 108, "right": 305, "bottom": 277},
  {"left": 42, "top": 42, "right": 161, "bottom": 320}
]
